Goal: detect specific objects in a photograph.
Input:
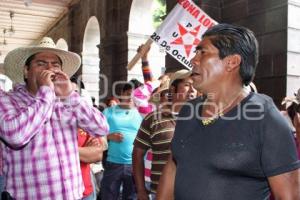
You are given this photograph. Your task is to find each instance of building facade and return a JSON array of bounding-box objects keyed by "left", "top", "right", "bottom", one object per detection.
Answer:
[{"left": 1, "top": 0, "right": 299, "bottom": 106}]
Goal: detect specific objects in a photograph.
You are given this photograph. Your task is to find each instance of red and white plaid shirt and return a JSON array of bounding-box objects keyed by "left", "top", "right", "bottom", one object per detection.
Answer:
[{"left": 0, "top": 84, "right": 109, "bottom": 200}]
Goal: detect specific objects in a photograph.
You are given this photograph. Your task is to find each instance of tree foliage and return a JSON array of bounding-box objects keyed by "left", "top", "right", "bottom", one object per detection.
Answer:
[{"left": 152, "top": 0, "right": 166, "bottom": 29}]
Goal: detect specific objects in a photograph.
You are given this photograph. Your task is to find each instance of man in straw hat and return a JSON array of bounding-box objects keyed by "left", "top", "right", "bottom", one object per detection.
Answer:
[
  {"left": 0, "top": 37, "right": 109, "bottom": 199},
  {"left": 157, "top": 24, "right": 300, "bottom": 200},
  {"left": 133, "top": 69, "right": 197, "bottom": 200}
]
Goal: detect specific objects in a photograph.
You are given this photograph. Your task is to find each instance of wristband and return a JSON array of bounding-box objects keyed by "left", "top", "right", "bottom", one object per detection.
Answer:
[{"left": 142, "top": 61, "right": 149, "bottom": 66}]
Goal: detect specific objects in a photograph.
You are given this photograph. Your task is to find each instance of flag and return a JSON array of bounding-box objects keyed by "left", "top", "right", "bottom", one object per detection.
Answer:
[{"left": 151, "top": 0, "right": 218, "bottom": 70}]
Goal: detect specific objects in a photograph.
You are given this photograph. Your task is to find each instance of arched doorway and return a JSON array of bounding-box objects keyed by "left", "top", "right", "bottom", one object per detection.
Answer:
[
  {"left": 128, "top": 0, "right": 166, "bottom": 82},
  {"left": 82, "top": 16, "right": 101, "bottom": 105}
]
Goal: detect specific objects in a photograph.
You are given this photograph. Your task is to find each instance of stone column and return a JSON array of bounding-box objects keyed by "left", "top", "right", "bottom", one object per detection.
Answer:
[
  {"left": 99, "top": 33, "right": 128, "bottom": 101},
  {"left": 220, "top": 0, "right": 289, "bottom": 105}
]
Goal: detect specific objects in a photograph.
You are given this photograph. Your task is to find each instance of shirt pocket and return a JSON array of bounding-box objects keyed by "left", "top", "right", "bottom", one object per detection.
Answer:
[{"left": 51, "top": 105, "right": 74, "bottom": 124}]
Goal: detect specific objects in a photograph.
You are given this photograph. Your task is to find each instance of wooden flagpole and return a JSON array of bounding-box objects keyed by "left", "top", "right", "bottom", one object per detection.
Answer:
[{"left": 127, "top": 38, "right": 153, "bottom": 70}]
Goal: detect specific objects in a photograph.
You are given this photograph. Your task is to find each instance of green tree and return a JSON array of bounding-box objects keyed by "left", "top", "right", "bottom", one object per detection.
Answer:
[{"left": 152, "top": 0, "right": 166, "bottom": 29}]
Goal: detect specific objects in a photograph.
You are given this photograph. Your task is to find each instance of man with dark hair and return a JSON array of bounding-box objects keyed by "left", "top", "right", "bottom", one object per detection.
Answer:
[
  {"left": 101, "top": 81, "right": 143, "bottom": 200},
  {"left": 157, "top": 24, "right": 300, "bottom": 200}
]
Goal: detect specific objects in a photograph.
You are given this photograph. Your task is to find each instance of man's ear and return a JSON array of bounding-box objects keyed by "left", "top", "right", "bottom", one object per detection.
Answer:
[{"left": 225, "top": 54, "right": 241, "bottom": 72}]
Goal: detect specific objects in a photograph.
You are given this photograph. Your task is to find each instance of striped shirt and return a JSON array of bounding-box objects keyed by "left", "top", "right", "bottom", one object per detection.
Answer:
[
  {"left": 0, "top": 84, "right": 109, "bottom": 200},
  {"left": 133, "top": 110, "right": 176, "bottom": 193}
]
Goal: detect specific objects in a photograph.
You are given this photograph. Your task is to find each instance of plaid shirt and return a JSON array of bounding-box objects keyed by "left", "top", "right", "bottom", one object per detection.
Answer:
[
  {"left": 0, "top": 84, "right": 109, "bottom": 200},
  {"left": 0, "top": 144, "right": 2, "bottom": 176}
]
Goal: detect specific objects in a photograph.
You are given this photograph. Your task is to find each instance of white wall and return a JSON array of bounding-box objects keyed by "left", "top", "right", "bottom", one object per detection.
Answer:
[
  {"left": 287, "top": 2, "right": 300, "bottom": 96},
  {"left": 128, "top": 0, "right": 166, "bottom": 82}
]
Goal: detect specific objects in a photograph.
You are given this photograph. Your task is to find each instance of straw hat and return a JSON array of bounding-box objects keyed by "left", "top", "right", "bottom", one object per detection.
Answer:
[
  {"left": 153, "top": 69, "right": 191, "bottom": 95},
  {"left": 4, "top": 37, "right": 81, "bottom": 83},
  {"left": 155, "top": 75, "right": 171, "bottom": 94},
  {"left": 169, "top": 69, "right": 192, "bottom": 87},
  {"left": 149, "top": 76, "right": 170, "bottom": 105}
]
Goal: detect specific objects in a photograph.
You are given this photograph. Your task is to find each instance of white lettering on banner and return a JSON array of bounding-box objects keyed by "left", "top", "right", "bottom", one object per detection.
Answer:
[
  {"left": 178, "top": 0, "right": 216, "bottom": 29},
  {"left": 150, "top": 0, "right": 218, "bottom": 70}
]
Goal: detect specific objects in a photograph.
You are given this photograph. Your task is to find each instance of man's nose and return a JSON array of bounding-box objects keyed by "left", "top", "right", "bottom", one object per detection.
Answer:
[
  {"left": 189, "top": 85, "right": 196, "bottom": 93},
  {"left": 46, "top": 63, "right": 61, "bottom": 70},
  {"left": 46, "top": 63, "right": 56, "bottom": 69}
]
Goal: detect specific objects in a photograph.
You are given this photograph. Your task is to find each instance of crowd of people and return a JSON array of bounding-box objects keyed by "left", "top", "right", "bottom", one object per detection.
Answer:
[{"left": 0, "top": 23, "right": 299, "bottom": 200}]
